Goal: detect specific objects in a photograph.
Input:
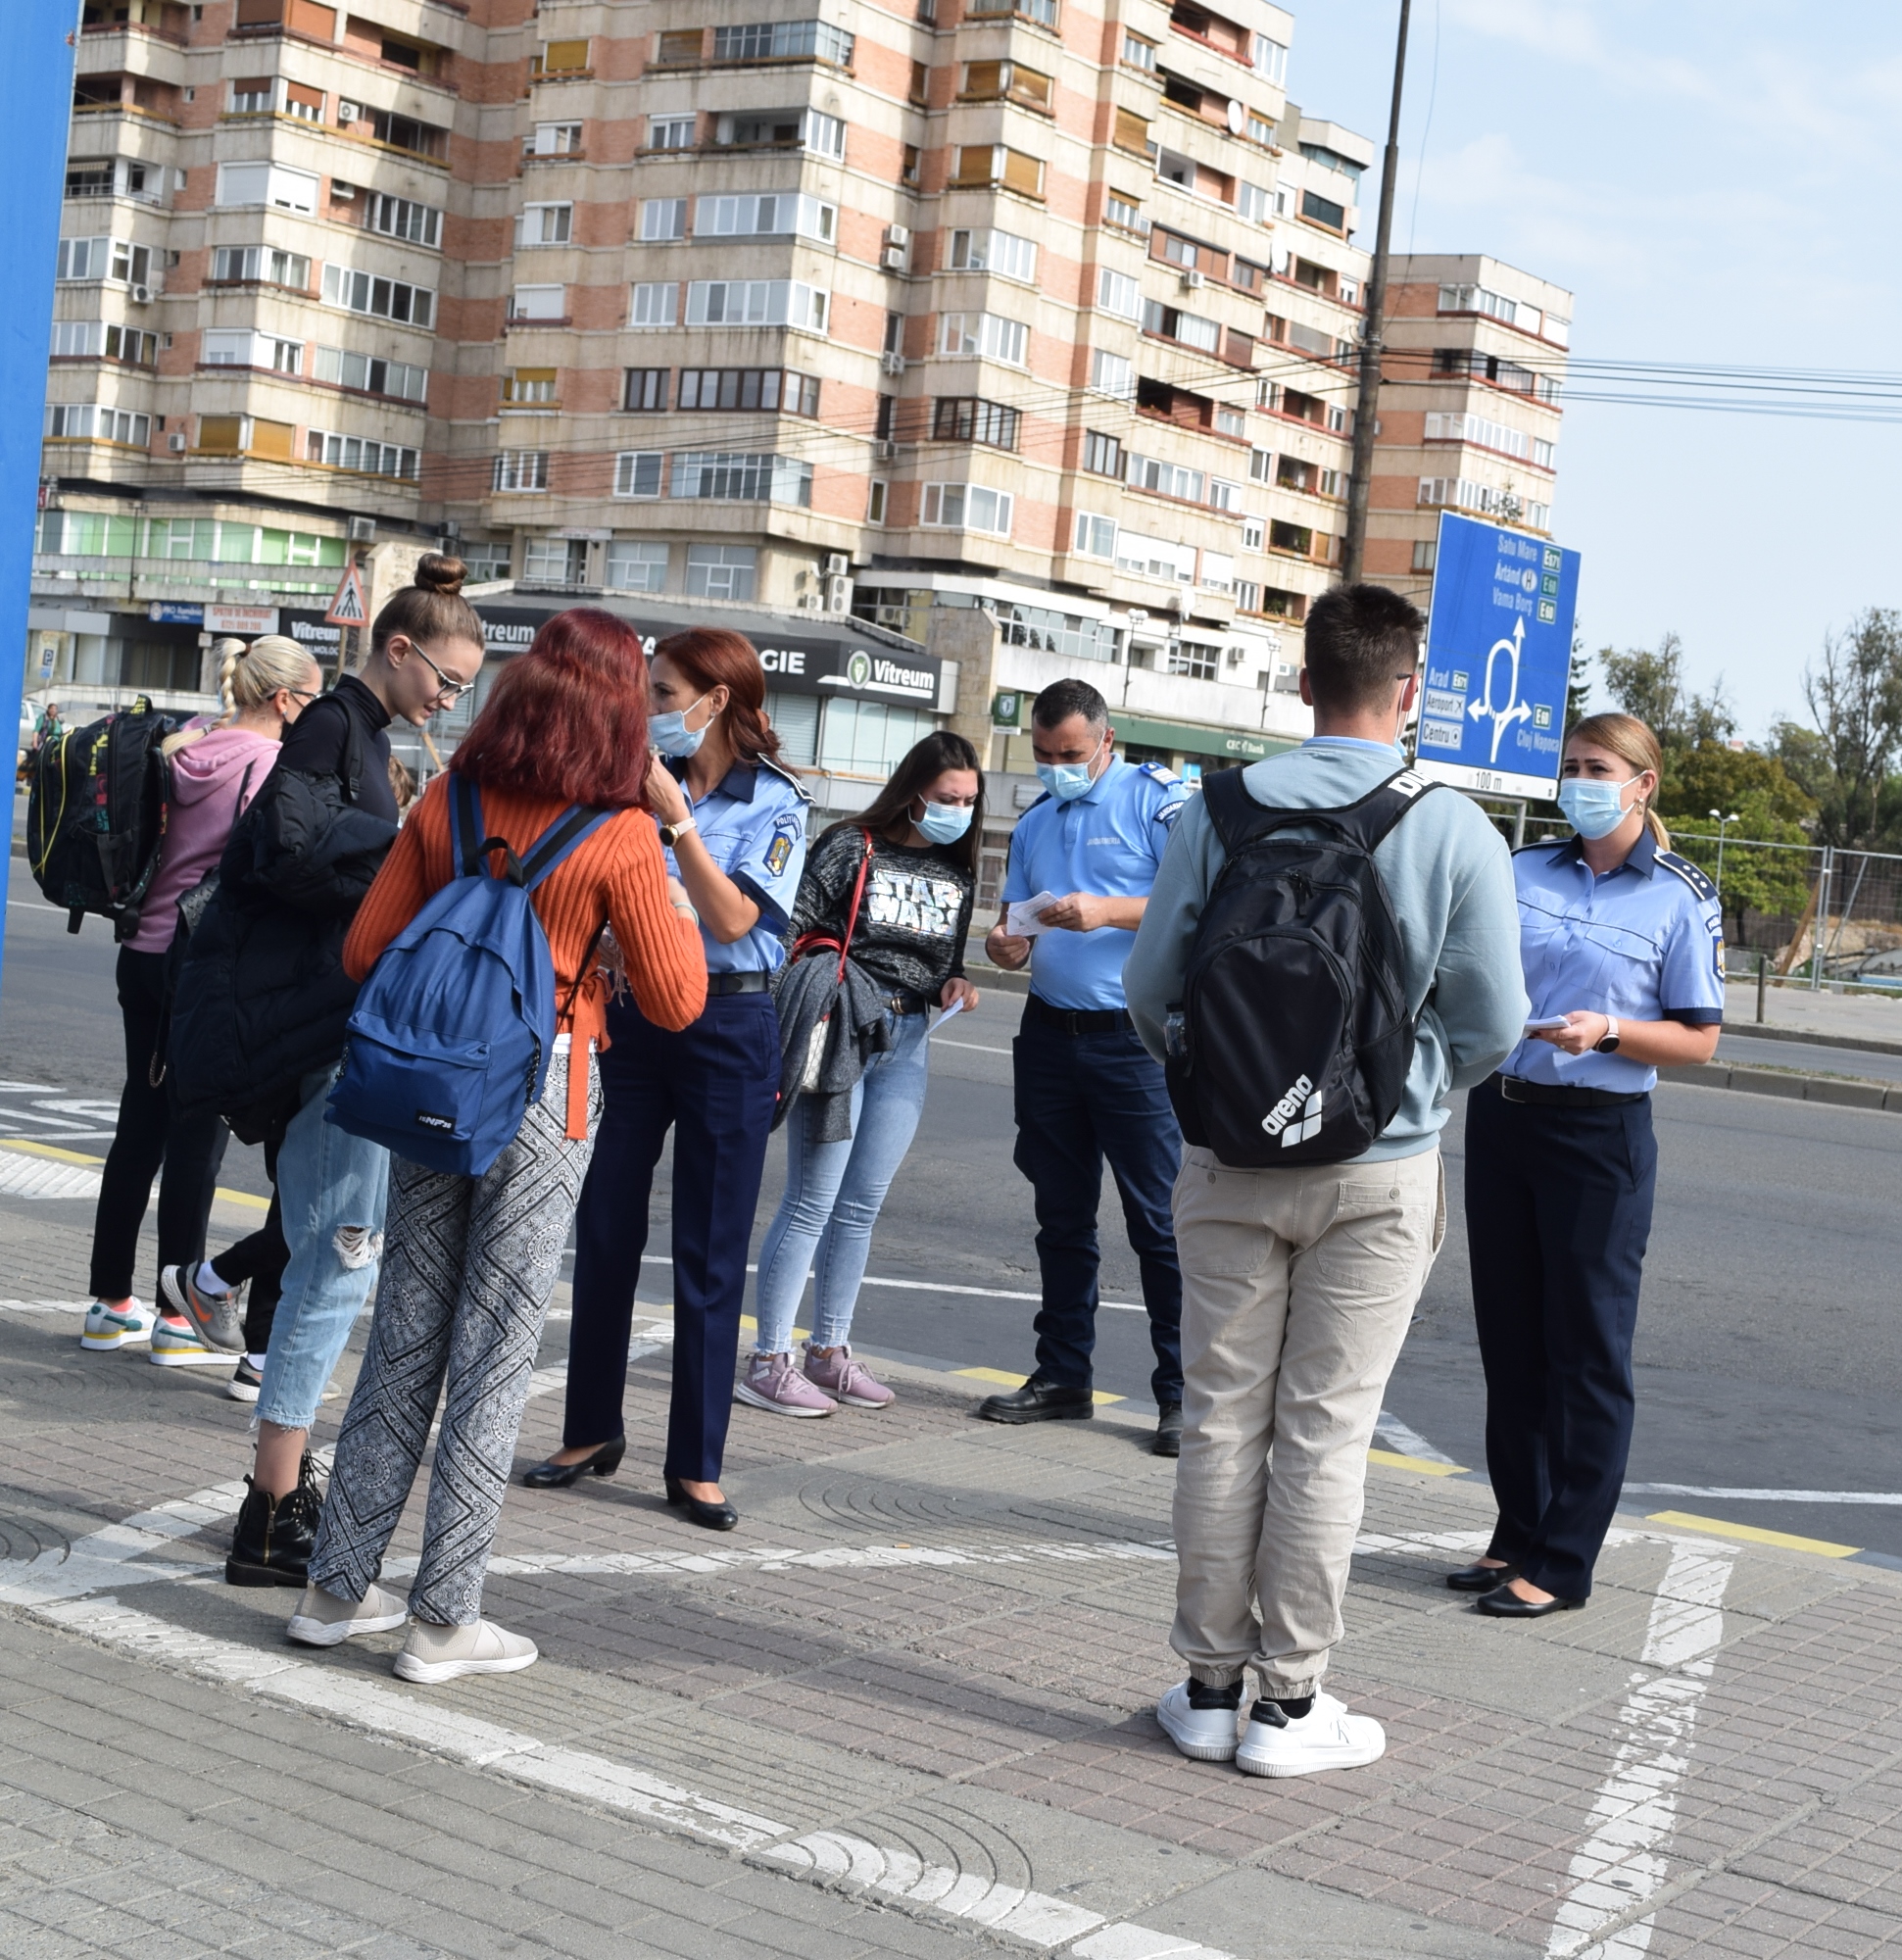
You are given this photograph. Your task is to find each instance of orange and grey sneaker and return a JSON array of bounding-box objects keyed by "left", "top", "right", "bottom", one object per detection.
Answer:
[
  {"left": 159, "top": 1262, "right": 245, "bottom": 1353},
  {"left": 79, "top": 1298, "right": 156, "bottom": 1351}
]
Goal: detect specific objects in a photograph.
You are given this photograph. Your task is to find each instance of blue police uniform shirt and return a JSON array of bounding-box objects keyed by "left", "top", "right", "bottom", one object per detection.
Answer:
[
  {"left": 661, "top": 755, "right": 810, "bottom": 974},
  {"left": 1001, "top": 757, "right": 1188, "bottom": 1010},
  {"left": 1504, "top": 827, "right": 1725, "bottom": 1093}
]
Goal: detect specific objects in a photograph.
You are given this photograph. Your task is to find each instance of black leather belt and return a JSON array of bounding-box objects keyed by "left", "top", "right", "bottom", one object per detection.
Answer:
[
  {"left": 707, "top": 970, "right": 770, "bottom": 996},
  {"left": 1497, "top": 1074, "right": 1646, "bottom": 1108},
  {"left": 1024, "top": 995, "right": 1134, "bottom": 1036}
]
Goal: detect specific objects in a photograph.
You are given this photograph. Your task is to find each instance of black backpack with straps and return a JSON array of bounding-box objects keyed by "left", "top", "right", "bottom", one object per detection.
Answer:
[{"left": 1163, "top": 764, "right": 1440, "bottom": 1167}]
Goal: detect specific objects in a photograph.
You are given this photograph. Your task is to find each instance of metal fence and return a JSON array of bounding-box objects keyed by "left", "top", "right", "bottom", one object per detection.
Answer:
[{"left": 1492, "top": 815, "right": 1902, "bottom": 991}]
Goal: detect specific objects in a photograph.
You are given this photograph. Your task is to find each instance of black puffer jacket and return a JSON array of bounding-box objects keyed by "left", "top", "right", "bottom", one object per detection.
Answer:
[{"left": 169, "top": 683, "right": 397, "bottom": 1139}]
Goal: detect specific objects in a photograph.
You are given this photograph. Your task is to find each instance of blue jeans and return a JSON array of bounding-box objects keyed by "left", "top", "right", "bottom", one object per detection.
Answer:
[
  {"left": 754, "top": 1008, "right": 931, "bottom": 1354},
  {"left": 256, "top": 1068, "right": 391, "bottom": 1432}
]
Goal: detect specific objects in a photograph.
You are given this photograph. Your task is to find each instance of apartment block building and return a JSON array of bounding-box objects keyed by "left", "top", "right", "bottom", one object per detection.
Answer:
[{"left": 33, "top": 0, "right": 1564, "bottom": 804}]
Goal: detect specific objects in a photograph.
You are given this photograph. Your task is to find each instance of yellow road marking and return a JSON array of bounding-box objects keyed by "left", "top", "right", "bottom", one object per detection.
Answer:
[
  {"left": 2, "top": 1138, "right": 268, "bottom": 1209},
  {"left": 1647, "top": 1510, "right": 1861, "bottom": 1558},
  {"left": 954, "top": 1366, "right": 1123, "bottom": 1404},
  {"left": 1368, "top": 1447, "right": 1468, "bottom": 1477}
]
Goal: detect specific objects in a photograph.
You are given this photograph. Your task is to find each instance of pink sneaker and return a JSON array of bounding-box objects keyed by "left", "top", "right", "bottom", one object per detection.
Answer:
[
  {"left": 735, "top": 1350, "right": 837, "bottom": 1417},
  {"left": 803, "top": 1343, "right": 895, "bottom": 1410}
]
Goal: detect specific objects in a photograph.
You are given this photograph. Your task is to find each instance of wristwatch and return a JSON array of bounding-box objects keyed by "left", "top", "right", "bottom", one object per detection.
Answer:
[
  {"left": 1594, "top": 1015, "right": 1622, "bottom": 1054},
  {"left": 658, "top": 814, "right": 697, "bottom": 849}
]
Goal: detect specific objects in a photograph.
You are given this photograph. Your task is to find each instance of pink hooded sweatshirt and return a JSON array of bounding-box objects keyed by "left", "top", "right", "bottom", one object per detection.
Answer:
[{"left": 128, "top": 725, "right": 281, "bottom": 955}]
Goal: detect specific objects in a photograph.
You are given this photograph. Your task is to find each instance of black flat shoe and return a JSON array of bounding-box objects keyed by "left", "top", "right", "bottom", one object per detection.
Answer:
[
  {"left": 522, "top": 1437, "right": 626, "bottom": 1489},
  {"left": 1446, "top": 1560, "right": 1522, "bottom": 1592},
  {"left": 975, "top": 1378, "right": 1095, "bottom": 1424},
  {"left": 1152, "top": 1402, "right": 1184, "bottom": 1458},
  {"left": 1476, "top": 1586, "right": 1586, "bottom": 1618},
  {"left": 665, "top": 1476, "right": 739, "bottom": 1532}
]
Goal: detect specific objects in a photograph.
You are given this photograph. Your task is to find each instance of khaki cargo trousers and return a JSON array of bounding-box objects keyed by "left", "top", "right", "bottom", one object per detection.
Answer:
[{"left": 1170, "top": 1143, "right": 1446, "bottom": 1699}]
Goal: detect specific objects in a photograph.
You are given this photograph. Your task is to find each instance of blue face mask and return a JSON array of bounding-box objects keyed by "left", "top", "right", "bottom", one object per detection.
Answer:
[
  {"left": 1557, "top": 774, "right": 1641, "bottom": 840},
  {"left": 915, "top": 799, "right": 973, "bottom": 846},
  {"left": 650, "top": 693, "right": 709, "bottom": 759},
  {"left": 1036, "top": 741, "right": 1104, "bottom": 802}
]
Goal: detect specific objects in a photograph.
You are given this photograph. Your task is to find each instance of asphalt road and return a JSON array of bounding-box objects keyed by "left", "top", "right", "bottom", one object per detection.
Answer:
[{"left": 6, "top": 880, "right": 1900, "bottom": 1559}]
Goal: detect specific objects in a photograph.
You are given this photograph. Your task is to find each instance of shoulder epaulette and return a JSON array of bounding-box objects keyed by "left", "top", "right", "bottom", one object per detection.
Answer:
[
  {"left": 757, "top": 755, "right": 815, "bottom": 804},
  {"left": 1657, "top": 850, "right": 1718, "bottom": 902},
  {"left": 1138, "top": 760, "right": 1182, "bottom": 787}
]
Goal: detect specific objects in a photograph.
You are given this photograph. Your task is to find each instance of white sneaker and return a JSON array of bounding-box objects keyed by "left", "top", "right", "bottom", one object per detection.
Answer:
[
  {"left": 79, "top": 1298, "right": 155, "bottom": 1351},
  {"left": 149, "top": 1314, "right": 233, "bottom": 1368},
  {"left": 1236, "top": 1690, "right": 1386, "bottom": 1778},
  {"left": 393, "top": 1617, "right": 538, "bottom": 1685},
  {"left": 287, "top": 1581, "right": 410, "bottom": 1648},
  {"left": 1156, "top": 1680, "right": 1244, "bottom": 1762}
]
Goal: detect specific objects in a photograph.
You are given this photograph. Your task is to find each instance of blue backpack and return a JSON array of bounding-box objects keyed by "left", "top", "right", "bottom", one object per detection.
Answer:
[{"left": 326, "top": 775, "right": 610, "bottom": 1177}]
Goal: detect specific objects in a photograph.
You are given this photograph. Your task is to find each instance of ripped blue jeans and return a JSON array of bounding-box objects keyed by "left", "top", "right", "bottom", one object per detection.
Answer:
[{"left": 255, "top": 1068, "right": 390, "bottom": 1432}]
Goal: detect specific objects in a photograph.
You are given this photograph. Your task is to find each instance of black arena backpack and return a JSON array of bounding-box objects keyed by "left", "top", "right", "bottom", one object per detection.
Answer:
[{"left": 1163, "top": 764, "right": 1440, "bottom": 1167}]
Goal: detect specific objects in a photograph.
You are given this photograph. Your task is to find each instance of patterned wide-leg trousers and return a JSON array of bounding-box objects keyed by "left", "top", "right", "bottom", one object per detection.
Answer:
[{"left": 310, "top": 1051, "right": 599, "bottom": 1625}]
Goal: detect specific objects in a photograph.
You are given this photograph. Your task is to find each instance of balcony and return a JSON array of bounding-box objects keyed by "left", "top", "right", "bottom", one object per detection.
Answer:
[{"left": 33, "top": 554, "right": 347, "bottom": 603}]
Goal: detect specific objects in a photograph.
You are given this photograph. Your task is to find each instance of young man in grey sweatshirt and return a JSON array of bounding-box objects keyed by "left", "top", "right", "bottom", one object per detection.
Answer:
[{"left": 1124, "top": 582, "right": 1528, "bottom": 1779}]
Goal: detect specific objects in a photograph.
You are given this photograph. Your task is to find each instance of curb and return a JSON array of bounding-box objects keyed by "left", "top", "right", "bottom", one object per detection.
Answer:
[
  {"left": 1719, "top": 1019, "right": 1902, "bottom": 1059},
  {"left": 1668, "top": 1061, "right": 1902, "bottom": 1113}
]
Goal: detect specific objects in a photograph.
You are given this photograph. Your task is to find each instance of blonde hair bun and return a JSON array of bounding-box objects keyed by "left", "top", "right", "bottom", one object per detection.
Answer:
[{"left": 414, "top": 552, "right": 468, "bottom": 597}]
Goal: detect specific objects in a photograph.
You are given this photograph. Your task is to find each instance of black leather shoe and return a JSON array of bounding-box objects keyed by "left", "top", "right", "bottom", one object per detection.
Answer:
[
  {"left": 225, "top": 1453, "right": 321, "bottom": 1588},
  {"left": 1476, "top": 1585, "right": 1586, "bottom": 1618},
  {"left": 1446, "top": 1560, "right": 1521, "bottom": 1592},
  {"left": 975, "top": 1379, "right": 1095, "bottom": 1424},
  {"left": 522, "top": 1437, "right": 626, "bottom": 1489},
  {"left": 665, "top": 1476, "right": 739, "bottom": 1532},
  {"left": 1152, "top": 1402, "right": 1184, "bottom": 1457}
]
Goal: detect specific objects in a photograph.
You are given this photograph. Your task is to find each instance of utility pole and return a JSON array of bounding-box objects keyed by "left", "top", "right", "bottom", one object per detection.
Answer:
[{"left": 1340, "top": 0, "right": 1413, "bottom": 588}]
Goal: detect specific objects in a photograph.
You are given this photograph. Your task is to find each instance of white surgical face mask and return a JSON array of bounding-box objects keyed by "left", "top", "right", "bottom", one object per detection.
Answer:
[
  {"left": 915, "top": 799, "right": 973, "bottom": 845},
  {"left": 1557, "top": 773, "right": 1642, "bottom": 840},
  {"left": 650, "top": 692, "right": 710, "bottom": 758},
  {"left": 1036, "top": 733, "right": 1106, "bottom": 802}
]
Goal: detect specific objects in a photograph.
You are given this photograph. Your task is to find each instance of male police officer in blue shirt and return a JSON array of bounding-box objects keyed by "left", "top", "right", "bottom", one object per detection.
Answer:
[{"left": 981, "top": 677, "right": 1190, "bottom": 1453}]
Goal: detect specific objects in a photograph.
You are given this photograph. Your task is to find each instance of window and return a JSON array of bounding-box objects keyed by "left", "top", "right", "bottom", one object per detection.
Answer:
[
  {"left": 1168, "top": 641, "right": 1219, "bottom": 679},
  {"left": 1096, "top": 268, "right": 1142, "bottom": 319},
  {"left": 1143, "top": 300, "right": 1220, "bottom": 352},
  {"left": 1269, "top": 517, "right": 1314, "bottom": 555},
  {"left": 933, "top": 398, "right": 1020, "bottom": 449},
  {"left": 503, "top": 367, "right": 559, "bottom": 405},
  {"left": 322, "top": 265, "right": 436, "bottom": 326},
  {"left": 686, "top": 545, "right": 757, "bottom": 600},
  {"left": 56, "top": 237, "right": 151, "bottom": 284},
  {"left": 209, "top": 245, "right": 310, "bottom": 288},
  {"left": 49, "top": 320, "right": 158, "bottom": 366},
  {"left": 1091, "top": 349, "right": 1134, "bottom": 398},
  {"left": 1241, "top": 516, "right": 1264, "bottom": 550},
  {"left": 228, "top": 77, "right": 273, "bottom": 114},
  {"left": 960, "top": 60, "right": 1053, "bottom": 109},
  {"left": 1411, "top": 537, "right": 1437, "bottom": 572},
  {"left": 1127, "top": 453, "right": 1203, "bottom": 502},
  {"left": 1083, "top": 430, "right": 1124, "bottom": 475},
  {"left": 313, "top": 345, "right": 428, "bottom": 402},
  {"left": 920, "top": 482, "right": 1012, "bottom": 534},
  {"left": 883, "top": 311, "right": 903, "bottom": 356},
  {"left": 712, "top": 20, "right": 854, "bottom": 64},
  {"left": 1115, "top": 530, "right": 1195, "bottom": 582},
  {"left": 910, "top": 59, "right": 929, "bottom": 104},
  {"left": 534, "top": 38, "right": 591, "bottom": 74},
  {"left": 1249, "top": 446, "right": 1274, "bottom": 482},
  {"left": 522, "top": 535, "right": 590, "bottom": 584},
  {"left": 1252, "top": 33, "right": 1287, "bottom": 80},
  {"left": 1112, "top": 108, "right": 1152, "bottom": 160},
  {"left": 697, "top": 192, "right": 835, "bottom": 241},
  {"left": 1072, "top": 510, "right": 1117, "bottom": 559},
  {"left": 951, "top": 145, "right": 1045, "bottom": 197},
  {"left": 1122, "top": 31, "right": 1156, "bottom": 69},
  {"left": 607, "top": 540, "right": 668, "bottom": 591},
  {"left": 948, "top": 228, "right": 1037, "bottom": 282},
  {"left": 202, "top": 327, "right": 301, "bottom": 371},
  {"left": 1215, "top": 406, "right": 1246, "bottom": 437},
  {"left": 820, "top": 699, "right": 936, "bottom": 772},
  {"left": 902, "top": 145, "right": 921, "bottom": 186},
  {"left": 649, "top": 115, "right": 695, "bottom": 150},
  {"left": 1534, "top": 438, "right": 1556, "bottom": 469},
  {"left": 866, "top": 479, "right": 889, "bottom": 524},
  {"left": 307, "top": 430, "right": 418, "bottom": 477},
  {"left": 685, "top": 280, "right": 828, "bottom": 330},
  {"left": 671, "top": 452, "right": 812, "bottom": 505},
  {"left": 508, "top": 283, "right": 564, "bottom": 321},
  {"left": 1245, "top": 112, "right": 1275, "bottom": 145},
  {"left": 339, "top": 104, "right": 447, "bottom": 158},
  {"left": 1438, "top": 282, "right": 1517, "bottom": 323},
  {"left": 1209, "top": 478, "right": 1242, "bottom": 512},
  {"left": 612, "top": 451, "right": 663, "bottom": 496},
  {"left": 518, "top": 201, "right": 573, "bottom": 245},
  {"left": 1233, "top": 257, "right": 1267, "bottom": 292},
  {"left": 807, "top": 110, "right": 847, "bottom": 156},
  {"left": 1104, "top": 192, "right": 1146, "bottom": 234},
  {"left": 938, "top": 313, "right": 1028, "bottom": 364},
  {"left": 529, "top": 122, "right": 583, "bottom": 156},
  {"left": 1300, "top": 189, "right": 1346, "bottom": 231},
  {"left": 367, "top": 193, "right": 442, "bottom": 246},
  {"left": 639, "top": 198, "right": 687, "bottom": 241},
  {"left": 677, "top": 368, "right": 801, "bottom": 412},
  {"left": 492, "top": 450, "right": 550, "bottom": 492},
  {"left": 1423, "top": 410, "right": 1532, "bottom": 460},
  {"left": 44, "top": 404, "right": 150, "bottom": 446},
  {"left": 656, "top": 28, "right": 704, "bottom": 63},
  {"left": 1238, "top": 181, "right": 1270, "bottom": 223},
  {"left": 623, "top": 368, "right": 669, "bottom": 411},
  {"left": 1235, "top": 582, "right": 1261, "bottom": 614},
  {"left": 630, "top": 281, "right": 677, "bottom": 326},
  {"left": 965, "top": 0, "right": 1058, "bottom": 24},
  {"left": 216, "top": 161, "right": 319, "bottom": 213}
]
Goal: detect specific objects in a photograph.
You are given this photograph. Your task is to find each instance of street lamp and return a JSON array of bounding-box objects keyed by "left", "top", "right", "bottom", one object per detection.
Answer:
[{"left": 1709, "top": 809, "right": 1740, "bottom": 898}]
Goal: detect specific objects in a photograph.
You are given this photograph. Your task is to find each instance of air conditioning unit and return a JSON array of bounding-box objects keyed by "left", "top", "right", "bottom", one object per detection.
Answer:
[
  {"left": 879, "top": 351, "right": 905, "bottom": 375},
  {"left": 825, "top": 574, "right": 853, "bottom": 614},
  {"left": 166, "top": 432, "right": 186, "bottom": 453},
  {"left": 798, "top": 591, "right": 825, "bottom": 612},
  {"left": 882, "top": 244, "right": 908, "bottom": 271},
  {"left": 336, "top": 100, "right": 359, "bottom": 122},
  {"left": 823, "top": 552, "right": 850, "bottom": 577},
  {"left": 332, "top": 181, "right": 357, "bottom": 200},
  {"left": 130, "top": 283, "right": 152, "bottom": 305},
  {"left": 875, "top": 438, "right": 899, "bottom": 461},
  {"left": 347, "top": 515, "right": 376, "bottom": 543},
  {"left": 882, "top": 223, "right": 910, "bottom": 272},
  {"left": 1180, "top": 269, "right": 1204, "bottom": 290}
]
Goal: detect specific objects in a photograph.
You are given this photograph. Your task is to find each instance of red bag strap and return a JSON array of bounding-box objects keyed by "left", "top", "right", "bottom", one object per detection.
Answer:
[{"left": 789, "top": 828, "right": 875, "bottom": 981}]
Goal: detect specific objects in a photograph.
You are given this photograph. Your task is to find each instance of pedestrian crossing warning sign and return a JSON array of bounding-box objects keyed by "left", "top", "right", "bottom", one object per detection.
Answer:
[{"left": 325, "top": 561, "right": 368, "bottom": 627}]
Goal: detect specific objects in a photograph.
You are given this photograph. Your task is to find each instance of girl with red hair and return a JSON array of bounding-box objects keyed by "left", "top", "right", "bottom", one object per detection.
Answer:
[
  {"left": 523, "top": 626, "right": 811, "bottom": 1532},
  {"left": 289, "top": 608, "right": 707, "bottom": 1683}
]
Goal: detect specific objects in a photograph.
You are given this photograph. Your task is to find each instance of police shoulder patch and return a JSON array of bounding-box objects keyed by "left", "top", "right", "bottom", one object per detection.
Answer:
[
  {"left": 1154, "top": 799, "right": 1184, "bottom": 829},
  {"left": 1658, "top": 850, "right": 1718, "bottom": 902},
  {"left": 764, "top": 828, "right": 797, "bottom": 878}
]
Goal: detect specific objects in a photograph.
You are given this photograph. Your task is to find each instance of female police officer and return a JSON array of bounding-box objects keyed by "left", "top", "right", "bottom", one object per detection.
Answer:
[
  {"left": 1451, "top": 711, "right": 1722, "bottom": 1615},
  {"left": 525, "top": 627, "right": 808, "bottom": 1531}
]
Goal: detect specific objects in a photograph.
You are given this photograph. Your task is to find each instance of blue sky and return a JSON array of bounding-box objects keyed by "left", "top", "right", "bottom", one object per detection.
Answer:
[{"left": 1292, "top": 0, "right": 1902, "bottom": 741}]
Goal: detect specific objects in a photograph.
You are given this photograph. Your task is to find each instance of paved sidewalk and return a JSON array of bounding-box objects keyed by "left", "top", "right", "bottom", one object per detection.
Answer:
[{"left": 4, "top": 1197, "right": 1902, "bottom": 1958}]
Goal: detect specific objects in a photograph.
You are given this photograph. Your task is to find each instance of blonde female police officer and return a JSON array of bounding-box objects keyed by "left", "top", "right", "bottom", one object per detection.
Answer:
[{"left": 1453, "top": 712, "right": 1723, "bottom": 1617}]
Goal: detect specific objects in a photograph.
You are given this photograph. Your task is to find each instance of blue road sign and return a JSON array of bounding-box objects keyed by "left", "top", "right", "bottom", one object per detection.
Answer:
[{"left": 1412, "top": 513, "right": 1581, "bottom": 802}]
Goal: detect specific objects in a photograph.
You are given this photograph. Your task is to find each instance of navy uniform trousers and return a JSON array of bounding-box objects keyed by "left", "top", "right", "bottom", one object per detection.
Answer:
[
  {"left": 564, "top": 991, "right": 779, "bottom": 1483},
  {"left": 1012, "top": 1012, "right": 1184, "bottom": 1406},
  {"left": 1464, "top": 1074, "right": 1659, "bottom": 1600}
]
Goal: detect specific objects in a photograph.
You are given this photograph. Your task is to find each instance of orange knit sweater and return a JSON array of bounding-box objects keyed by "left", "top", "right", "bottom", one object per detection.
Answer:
[{"left": 343, "top": 774, "right": 707, "bottom": 1137}]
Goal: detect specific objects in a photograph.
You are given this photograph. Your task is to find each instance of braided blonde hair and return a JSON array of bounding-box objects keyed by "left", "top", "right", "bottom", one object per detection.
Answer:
[{"left": 219, "top": 633, "right": 317, "bottom": 718}]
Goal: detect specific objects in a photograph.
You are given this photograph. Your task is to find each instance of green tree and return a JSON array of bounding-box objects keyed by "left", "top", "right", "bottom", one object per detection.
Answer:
[
  {"left": 1653, "top": 744, "right": 1817, "bottom": 940},
  {"left": 1598, "top": 632, "right": 1735, "bottom": 751},
  {"left": 1788, "top": 609, "right": 1902, "bottom": 848}
]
